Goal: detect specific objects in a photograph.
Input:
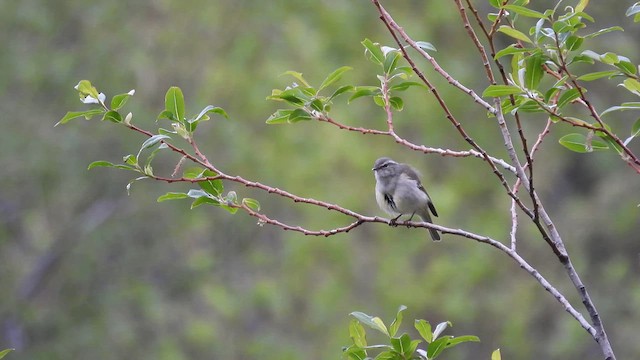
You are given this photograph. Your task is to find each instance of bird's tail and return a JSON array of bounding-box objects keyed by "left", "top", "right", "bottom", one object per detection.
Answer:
[{"left": 419, "top": 211, "right": 441, "bottom": 241}]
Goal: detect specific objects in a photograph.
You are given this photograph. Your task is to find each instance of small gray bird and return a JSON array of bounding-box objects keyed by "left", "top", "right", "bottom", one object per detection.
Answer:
[{"left": 373, "top": 157, "right": 440, "bottom": 241}]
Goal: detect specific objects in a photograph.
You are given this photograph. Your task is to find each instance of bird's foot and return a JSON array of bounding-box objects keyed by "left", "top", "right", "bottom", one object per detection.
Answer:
[{"left": 389, "top": 214, "right": 402, "bottom": 226}]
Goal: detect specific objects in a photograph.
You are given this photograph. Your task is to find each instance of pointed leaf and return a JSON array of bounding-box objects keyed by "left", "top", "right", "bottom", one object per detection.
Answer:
[
  {"left": 445, "top": 335, "right": 481, "bottom": 349},
  {"left": 157, "top": 192, "right": 189, "bottom": 202},
  {"left": 111, "top": 90, "right": 135, "bottom": 110},
  {"left": 319, "top": 66, "right": 352, "bottom": 91},
  {"left": 559, "top": 133, "right": 589, "bottom": 153},
  {"left": 329, "top": 85, "right": 355, "bottom": 100},
  {"left": 348, "top": 86, "right": 380, "bottom": 103},
  {"left": 525, "top": 52, "right": 544, "bottom": 89},
  {"left": 165, "top": 86, "right": 185, "bottom": 122},
  {"left": 494, "top": 44, "right": 531, "bottom": 59},
  {"left": 389, "top": 305, "right": 407, "bottom": 337},
  {"left": 266, "top": 109, "right": 293, "bottom": 124},
  {"left": 191, "top": 196, "right": 220, "bottom": 209},
  {"left": 348, "top": 319, "right": 367, "bottom": 348},
  {"left": 280, "top": 70, "right": 311, "bottom": 87},
  {"left": 56, "top": 109, "right": 105, "bottom": 126},
  {"left": 502, "top": 5, "right": 547, "bottom": 19},
  {"left": 492, "top": 349, "right": 502, "bottom": 360},
  {"left": 577, "top": 70, "right": 619, "bottom": 81},
  {"left": 415, "top": 319, "right": 432, "bottom": 343},
  {"left": 242, "top": 198, "right": 261, "bottom": 212},
  {"left": 362, "top": 38, "right": 385, "bottom": 65},
  {"left": 557, "top": 88, "right": 581, "bottom": 108},
  {"left": 88, "top": 161, "right": 115, "bottom": 170},
  {"left": 102, "top": 110, "right": 122, "bottom": 123},
  {"left": 415, "top": 41, "right": 437, "bottom": 52},
  {"left": 390, "top": 333, "right": 412, "bottom": 355},
  {"left": 482, "top": 85, "right": 523, "bottom": 97},
  {"left": 140, "top": 134, "right": 171, "bottom": 152},
  {"left": 350, "top": 312, "right": 389, "bottom": 336},
  {"left": 497, "top": 26, "right": 532, "bottom": 43},
  {"left": 426, "top": 337, "right": 450, "bottom": 359},
  {"left": 600, "top": 102, "right": 640, "bottom": 116}
]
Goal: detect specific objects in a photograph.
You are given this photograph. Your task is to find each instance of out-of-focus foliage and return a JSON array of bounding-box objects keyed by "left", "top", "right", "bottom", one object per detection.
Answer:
[{"left": 1, "top": 1, "right": 640, "bottom": 359}]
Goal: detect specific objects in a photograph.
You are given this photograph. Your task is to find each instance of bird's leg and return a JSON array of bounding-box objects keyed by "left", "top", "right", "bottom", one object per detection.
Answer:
[
  {"left": 407, "top": 212, "right": 416, "bottom": 222},
  {"left": 389, "top": 214, "right": 403, "bottom": 226}
]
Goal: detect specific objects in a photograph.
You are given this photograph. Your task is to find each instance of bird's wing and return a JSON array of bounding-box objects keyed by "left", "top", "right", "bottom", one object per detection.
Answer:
[{"left": 400, "top": 164, "right": 438, "bottom": 217}]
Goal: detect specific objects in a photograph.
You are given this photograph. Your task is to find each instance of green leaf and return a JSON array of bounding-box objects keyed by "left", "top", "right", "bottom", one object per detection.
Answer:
[
  {"left": 140, "top": 134, "right": 171, "bottom": 152},
  {"left": 192, "top": 196, "right": 220, "bottom": 209},
  {"left": 390, "top": 334, "right": 412, "bottom": 356},
  {"left": 157, "top": 110, "right": 175, "bottom": 121},
  {"left": 576, "top": 70, "right": 619, "bottom": 81},
  {"left": 348, "top": 86, "right": 380, "bottom": 103},
  {"left": 584, "top": 26, "right": 623, "bottom": 39},
  {"left": 190, "top": 105, "right": 229, "bottom": 123},
  {"left": 502, "top": 5, "right": 546, "bottom": 19},
  {"left": 110, "top": 90, "right": 135, "bottom": 110},
  {"left": 157, "top": 192, "right": 189, "bottom": 202},
  {"left": 494, "top": 44, "right": 531, "bottom": 59},
  {"left": 75, "top": 80, "right": 99, "bottom": 99},
  {"left": 388, "top": 96, "right": 404, "bottom": 111},
  {"left": 497, "top": 26, "right": 532, "bottom": 43},
  {"left": 350, "top": 312, "right": 389, "bottom": 336},
  {"left": 280, "top": 70, "right": 311, "bottom": 87},
  {"left": 102, "top": 110, "right": 122, "bottom": 123},
  {"left": 427, "top": 337, "right": 450, "bottom": 359},
  {"left": 165, "top": 86, "right": 185, "bottom": 122},
  {"left": 288, "top": 108, "right": 312, "bottom": 122},
  {"left": 389, "top": 81, "right": 425, "bottom": 91},
  {"left": 88, "top": 160, "right": 115, "bottom": 170},
  {"left": 329, "top": 85, "right": 355, "bottom": 100},
  {"left": 557, "top": 88, "right": 581, "bottom": 108},
  {"left": 343, "top": 346, "right": 368, "bottom": 360},
  {"left": 616, "top": 61, "right": 637, "bottom": 75},
  {"left": 482, "top": 85, "right": 522, "bottom": 97},
  {"left": 565, "top": 35, "right": 583, "bottom": 51},
  {"left": 559, "top": 133, "right": 589, "bottom": 153},
  {"left": 242, "top": 198, "right": 261, "bottom": 212},
  {"left": 389, "top": 305, "right": 407, "bottom": 337},
  {"left": 622, "top": 78, "right": 640, "bottom": 95},
  {"left": 348, "top": 319, "right": 367, "bottom": 348},
  {"left": 632, "top": 118, "right": 640, "bottom": 137},
  {"left": 319, "top": 66, "right": 352, "bottom": 91},
  {"left": 600, "top": 52, "right": 620, "bottom": 65},
  {"left": 373, "top": 351, "right": 397, "bottom": 360},
  {"left": 492, "top": 349, "right": 502, "bottom": 360},
  {"left": 383, "top": 51, "right": 401, "bottom": 74},
  {"left": 600, "top": 102, "right": 640, "bottom": 116},
  {"left": 0, "top": 349, "right": 14, "bottom": 359},
  {"left": 56, "top": 109, "right": 105, "bottom": 126},
  {"left": 627, "top": 2, "right": 640, "bottom": 16},
  {"left": 415, "top": 319, "right": 432, "bottom": 343},
  {"left": 488, "top": 0, "right": 501, "bottom": 8},
  {"left": 525, "top": 52, "right": 544, "bottom": 89},
  {"left": 266, "top": 109, "right": 293, "bottom": 124},
  {"left": 362, "top": 38, "right": 385, "bottom": 65},
  {"left": 445, "top": 335, "right": 481, "bottom": 349}
]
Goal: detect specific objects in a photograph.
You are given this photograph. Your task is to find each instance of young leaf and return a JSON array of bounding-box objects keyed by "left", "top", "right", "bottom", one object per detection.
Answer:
[
  {"left": 0, "top": 349, "right": 14, "bottom": 359},
  {"left": 157, "top": 192, "right": 189, "bottom": 202},
  {"left": 559, "top": 133, "right": 589, "bottom": 153},
  {"left": 349, "top": 319, "right": 367, "bottom": 348},
  {"left": 266, "top": 109, "right": 294, "bottom": 124},
  {"left": 111, "top": 90, "right": 135, "bottom": 110},
  {"left": 319, "top": 66, "right": 352, "bottom": 91},
  {"left": 348, "top": 86, "right": 380, "bottom": 103},
  {"left": 281, "top": 70, "right": 311, "bottom": 87},
  {"left": 492, "top": 349, "right": 502, "bottom": 360},
  {"left": 383, "top": 51, "right": 401, "bottom": 74},
  {"left": 361, "top": 38, "right": 385, "bottom": 65},
  {"left": 497, "top": 26, "right": 533, "bottom": 43},
  {"left": 584, "top": 26, "right": 623, "bottom": 39},
  {"left": 288, "top": 108, "right": 312, "bottom": 122},
  {"left": 622, "top": 78, "right": 640, "bottom": 95},
  {"left": 139, "top": 134, "right": 171, "bottom": 152},
  {"left": 444, "top": 335, "right": 481, "bottom": 349},
  {"left": 494, "top": 44, "right": 531, "bottom": 59},
  {"left": 165, "top": 87, "right": 185, "bottom": 122},
  {"left": 415, "top": 319, "right": 432, "bottom": 343},
  {"left": 329, "top": 85, "right": 355, "bottom": 100},
  {"left": 426, "top": 337, "right": 450, "bottom": 359},
  {"left": 350, "top": 312, "right": 390, "bottom": 336},
  {"left": 242, "top": 198, "right": 261, "bottom": 212},
  {"left": 74, "top": 80, "right": 100, "bottom": 99},
  {"left": 388, "top": 96, "right": 404, "bottom": 111},
  {"left": 389, "top": 82, "right": 426, "bottom": 91},
  {"left": 390, "top": 333, "right": 412, "bottom": 356},
  {"left": 415, "top": 41, "right": 437, "bottom": 52},
  {"left": 56, "top": 109, "right": 106, "bottom": 126},
  {"left": 102, "top": 110, "right": 123, "bottom": 123},
  {"left": 88, "top": 161, "right": 115, "bottom": 170},
  {"left": 389, "top": 305, "right": 407, "bottom": 337},
  {"left": 191, "top": 196, "right": 220, "bottom": 209},
  {"left": 600, "top": 102, "right": 640, "bottom": 116},
  {"left": 190, "top": 105, "right": 229, "bottom": 124}
]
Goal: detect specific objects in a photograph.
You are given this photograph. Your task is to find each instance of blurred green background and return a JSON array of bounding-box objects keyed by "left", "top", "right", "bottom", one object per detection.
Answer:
[{"left": 1, "top": 0, "right": 640, "bottom": 359}]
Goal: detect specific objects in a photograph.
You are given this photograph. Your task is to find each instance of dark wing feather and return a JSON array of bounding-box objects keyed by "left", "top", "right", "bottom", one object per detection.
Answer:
[{"left": 400, "top": 164, "right": 438, "bottom": 217}]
